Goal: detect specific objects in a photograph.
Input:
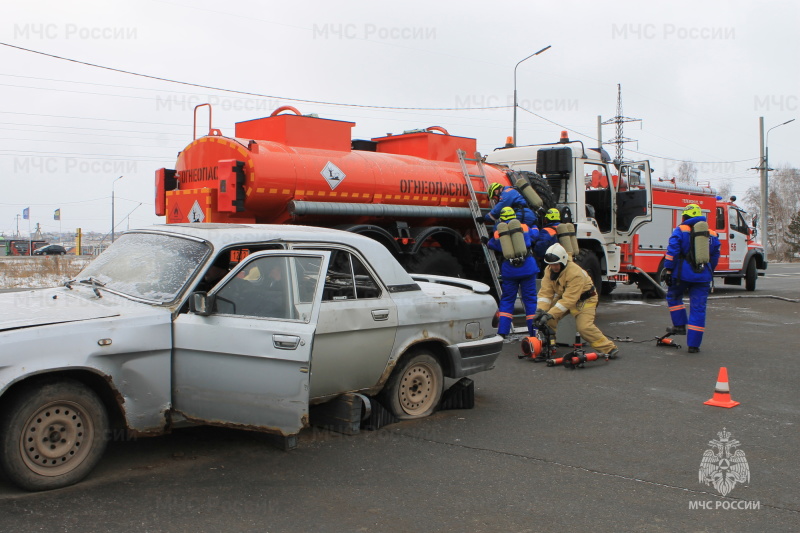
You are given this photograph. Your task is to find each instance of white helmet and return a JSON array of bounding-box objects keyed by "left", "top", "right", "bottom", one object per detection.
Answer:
[{"left": 544, "top": 243, "right": 568, "bottom": 268}]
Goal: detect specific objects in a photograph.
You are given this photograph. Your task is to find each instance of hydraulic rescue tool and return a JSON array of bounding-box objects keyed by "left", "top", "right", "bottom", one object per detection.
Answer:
[{"left": 546, "top": 332, "right": 615, "bottom": 369}]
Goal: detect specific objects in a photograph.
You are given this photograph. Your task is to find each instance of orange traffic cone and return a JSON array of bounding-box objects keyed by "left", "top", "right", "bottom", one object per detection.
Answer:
[{"left": 704, "top": 367, "right": 740, "bottom": 408}]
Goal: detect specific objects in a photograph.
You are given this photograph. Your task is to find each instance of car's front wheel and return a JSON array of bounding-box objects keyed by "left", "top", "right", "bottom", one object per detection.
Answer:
[
  {"left": 0, "top": 380, "right": 109, "bottom": 491},
  {"left": 381, "top": 351, "right": 443, "bottom": 419}
]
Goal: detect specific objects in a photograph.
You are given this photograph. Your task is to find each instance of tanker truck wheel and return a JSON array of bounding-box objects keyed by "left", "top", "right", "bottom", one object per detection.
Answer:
[
  {"left": 573, "top": 250, "right": 602, "bottom": 297},
  {"left": 405, "top": 248, "right": 463, "bottom": 278}
]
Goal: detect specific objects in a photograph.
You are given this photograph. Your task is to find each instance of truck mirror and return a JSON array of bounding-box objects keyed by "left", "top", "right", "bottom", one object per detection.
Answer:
[
  {"left": 191, "top": 292, "right": 212, "bottom": 316},
  {"left": 752, "top": 215, "right": 758, "bottom": 228}
]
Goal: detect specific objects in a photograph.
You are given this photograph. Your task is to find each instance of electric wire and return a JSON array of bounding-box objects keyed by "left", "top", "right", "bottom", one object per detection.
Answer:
[{"left": 0, "top": 42, "right": 512, "bottom": 111}]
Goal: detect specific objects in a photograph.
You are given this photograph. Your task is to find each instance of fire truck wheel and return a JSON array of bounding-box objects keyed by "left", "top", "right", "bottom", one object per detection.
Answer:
[
  {"left": 601, "top": 281, "right": 616, "bottom": 295},
  {"left": 640, "top": 260, "right": 668, "bottom": 299},
  {"left": 405, "top": 248, "right": 462, "bottom": 278},
  {"left": 381, "top": 351, "right": 443, "bottom": 419},
  {"left": 574, "top": 250, "right": 602, "bottom": 296},
  {"left": 745, "top": 259, "right": 757, "bottom": 291}
]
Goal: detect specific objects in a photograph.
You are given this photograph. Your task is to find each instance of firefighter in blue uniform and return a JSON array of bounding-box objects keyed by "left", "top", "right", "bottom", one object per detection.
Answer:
[
  {"left": 484, "top": 207, "right": 540, "bottom": 337},
  {"left": 483, "top": 182, "right": 537, "bottom": 227},
  {"left": 533, "top": 208, "right": 561, "bottom": 260},
  {"left": 663, "top": 203, "right": 721, "bottom": 353}
]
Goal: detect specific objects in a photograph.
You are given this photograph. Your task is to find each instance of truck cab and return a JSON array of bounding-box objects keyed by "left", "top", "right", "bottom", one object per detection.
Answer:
[
  {"left": 713, "top": 198, "right": 767, "bottom": 290},
  {"left": 485, "top": 133, "right": 653, "bottom": 290}
]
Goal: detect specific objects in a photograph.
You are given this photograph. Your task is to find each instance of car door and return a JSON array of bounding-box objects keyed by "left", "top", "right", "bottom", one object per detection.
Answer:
[
  {"left": 172, "top": 250, "right": 329, "bottom": 436},
  {"left": 299, "top": 248, "right": 398, "bottom": 399}
]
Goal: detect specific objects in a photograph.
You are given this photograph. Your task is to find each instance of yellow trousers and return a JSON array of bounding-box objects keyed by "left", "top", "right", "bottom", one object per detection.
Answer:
[{"left": 546, "top": 298, "right": 617, "bottom": 354}]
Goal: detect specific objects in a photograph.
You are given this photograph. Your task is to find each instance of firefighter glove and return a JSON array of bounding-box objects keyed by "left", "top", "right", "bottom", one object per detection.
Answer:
[
  {"left": 475, "top": 216, "right": 486, "bottom": 224},
  {"left": 663, "top": 270, "right": 673, "bottom": 287},
  {"left": 535, "top": 313, "right": 553, "bottom": 327},
  {"left": 480, "top": 236, "right": 489, "bottom": 245}
]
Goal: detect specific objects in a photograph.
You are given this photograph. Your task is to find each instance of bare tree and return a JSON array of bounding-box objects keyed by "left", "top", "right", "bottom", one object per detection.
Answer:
[
  {"left": 675, "top": 161, "right": 698, "bottom": 184},
  {"left": 715, "top": 179, "right": 734, "bottom": 201},
  {"left": 768, "top": 166, "right": 800, "bottom": 260},
  {"left": 745, "top": 166, "right": 800, "bottom": 259}
]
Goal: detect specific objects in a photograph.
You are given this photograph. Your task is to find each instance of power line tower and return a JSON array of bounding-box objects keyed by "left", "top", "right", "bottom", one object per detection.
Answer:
[{"left": 601, "top": 84, "right": 641, "bottom": 162}]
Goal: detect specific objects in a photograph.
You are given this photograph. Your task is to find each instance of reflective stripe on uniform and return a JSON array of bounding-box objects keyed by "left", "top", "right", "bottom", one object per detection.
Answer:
[
  {"left": 669, "top": 304, "right": 685, "bottom": 312},
  {"left": 555, "top": 302, "right": 568, "bottom": 313}
]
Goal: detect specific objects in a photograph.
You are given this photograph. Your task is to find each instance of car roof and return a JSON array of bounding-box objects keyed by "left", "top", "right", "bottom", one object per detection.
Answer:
[{"left": 125, "top": 223, "right": 416, "bottom": 287}]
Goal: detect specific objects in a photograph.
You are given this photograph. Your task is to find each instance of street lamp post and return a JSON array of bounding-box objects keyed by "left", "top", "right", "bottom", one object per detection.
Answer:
[
  {"left": 513, "top": 45, "right": 551, "bottom": 146},
  {"left": 111, "top": 176, "right": 123, "bottom": 243},
  {"left": 761, "top": 119, "right": 795, "bottom": 256}
]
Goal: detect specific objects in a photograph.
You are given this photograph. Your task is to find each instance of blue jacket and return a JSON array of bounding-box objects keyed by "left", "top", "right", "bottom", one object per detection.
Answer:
[
  {"left": 487, "top": 223, "right": 540, "bottom": 278},
  {"left": 664, "top": 216, "right": 721, "bottom": 283},
  {"left": 533, "top": 223, "right": 559, "bottom": 259},
  {"left": 485, "top": 187, "right": 536, "bottom": 226}
]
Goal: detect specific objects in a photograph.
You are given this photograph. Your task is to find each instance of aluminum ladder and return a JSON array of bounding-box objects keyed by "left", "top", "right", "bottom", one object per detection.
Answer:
[{"left": 457, "top": 149, "right": 502, "bottom": 298}]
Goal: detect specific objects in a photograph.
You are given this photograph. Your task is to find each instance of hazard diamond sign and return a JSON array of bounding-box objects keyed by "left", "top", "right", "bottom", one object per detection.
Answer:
[
  {"left": 321, "top": 161, "right": 346, "bottom": 190},
  {"left": 188, "top": 201, "right": 205, "bottom": 223}
]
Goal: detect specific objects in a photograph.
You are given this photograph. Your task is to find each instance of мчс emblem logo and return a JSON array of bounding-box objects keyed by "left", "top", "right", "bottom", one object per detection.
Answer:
[{"left": 699, "top": 428, "right": 750, "bottom": 496}]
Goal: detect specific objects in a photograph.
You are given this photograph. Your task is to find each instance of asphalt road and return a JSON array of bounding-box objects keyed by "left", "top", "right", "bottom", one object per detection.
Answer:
[{"left": 1, "top": 264, "right": 799, "bottom": 532}]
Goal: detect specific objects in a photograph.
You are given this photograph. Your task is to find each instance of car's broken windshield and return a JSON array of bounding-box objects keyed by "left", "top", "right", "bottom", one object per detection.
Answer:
[{"left": 76, "top": 232, "right": 210, "bottom": 302}]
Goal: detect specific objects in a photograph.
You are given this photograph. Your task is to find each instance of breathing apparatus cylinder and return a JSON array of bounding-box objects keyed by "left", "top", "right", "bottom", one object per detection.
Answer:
[
  {"left": 692, "top": 220, "right": 710, "bottom": 266},
  {"left": 515, "top": 177, "right": 543, "bottom": 208},
  {"left": 508, "top": 219, "right": 528, "bottom": 258},
  {"left": 568, "top": 223, "right": 579, "bottom": 255},
  {"left": 497, "top": 222, "right": 516, "bottom": 260},
  {"left": 556, "top": 223, "right": 575, "bottom": 257}
]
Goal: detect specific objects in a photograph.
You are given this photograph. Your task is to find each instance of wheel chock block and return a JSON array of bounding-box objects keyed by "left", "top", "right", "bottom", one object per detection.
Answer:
[
  {"left": 437, "top": 377, "right": 475, "bottom": 411},
  {"left": 361, "top": 397, "right": 398, "bottom": 431}
]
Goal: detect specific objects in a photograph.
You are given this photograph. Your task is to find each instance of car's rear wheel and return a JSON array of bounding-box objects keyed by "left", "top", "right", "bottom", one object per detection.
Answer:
[
  {"left": 0, "top": 380, "right": 109, "bottom": 491},
  {"left": 381, "top": 351, "right": 443, "bottom": 419}
]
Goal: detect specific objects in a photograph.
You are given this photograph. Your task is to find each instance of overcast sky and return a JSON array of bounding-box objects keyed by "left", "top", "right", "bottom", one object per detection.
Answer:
[{"left": 0, "top": 0, "right": 797, "bottom": 237}]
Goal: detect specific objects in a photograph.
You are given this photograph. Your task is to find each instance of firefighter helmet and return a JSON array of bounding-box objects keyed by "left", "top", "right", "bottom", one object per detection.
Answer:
[
  {"left": 683, "top": 204, "right": 702, "bottom": 218},
  {"left": 488, "top": 182, "right": 504, "bottom": 199},
  {"left": 499, "top": 207, "right": 516, "bottom": 221},
  {"left": 544, "top": 208, "right": 560, "bottom": 222},
  {"left": 543, "top": 243, "right": 568, "bottom": 268}
]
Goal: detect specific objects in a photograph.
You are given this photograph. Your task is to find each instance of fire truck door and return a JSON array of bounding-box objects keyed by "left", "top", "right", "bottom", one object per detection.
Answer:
[{"left": 727, "top": 206, "right": 748, "bottom": 270}]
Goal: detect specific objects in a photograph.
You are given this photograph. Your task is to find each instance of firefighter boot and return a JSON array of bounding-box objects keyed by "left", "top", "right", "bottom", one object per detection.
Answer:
[{"left": 667, "top": 325, "right": 686, "bottom": 335}]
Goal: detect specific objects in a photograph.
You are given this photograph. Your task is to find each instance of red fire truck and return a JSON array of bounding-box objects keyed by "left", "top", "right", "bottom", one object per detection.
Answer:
[{"left": 616, "top": 180, "right": 767, "bottom": 297}]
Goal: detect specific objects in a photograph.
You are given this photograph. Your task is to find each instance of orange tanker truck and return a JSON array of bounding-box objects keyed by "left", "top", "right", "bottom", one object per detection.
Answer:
[{"left": 156, "top": 105, "right": 555, "bottom": 281}]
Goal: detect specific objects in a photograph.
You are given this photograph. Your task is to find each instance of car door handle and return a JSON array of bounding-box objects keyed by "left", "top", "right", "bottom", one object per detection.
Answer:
[
  {"left": 273, "top": 334, "right": 300, "bottom": 350},
  {"left": 730, "top": 234, "right": 735, "bottom": 239},
  {"left": 371, "top": 309, "right": 390, "bottom": 321}
]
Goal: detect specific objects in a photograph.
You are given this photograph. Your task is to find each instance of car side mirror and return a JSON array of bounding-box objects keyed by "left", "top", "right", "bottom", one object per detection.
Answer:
[{"left": 190, "top": 291, "right": 213, "bottom": 316}]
